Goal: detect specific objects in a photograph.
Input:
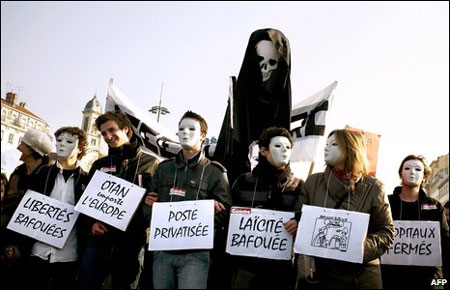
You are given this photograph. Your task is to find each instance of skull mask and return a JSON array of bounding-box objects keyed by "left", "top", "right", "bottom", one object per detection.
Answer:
[{"left": 256, "top": 40, "right": 281, "bottom": 82}]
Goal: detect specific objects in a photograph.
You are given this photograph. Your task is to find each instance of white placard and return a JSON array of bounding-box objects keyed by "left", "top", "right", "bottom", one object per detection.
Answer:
[
  {"left": 294, "top": 205, "right": 370, "bottom": 263},
  {"left": 7, "top": 190, "right": 79, "bottom": 249},
  {"left": 226, "top": 207, "right": 295, "bottom": 260},
  {"left": 74, "top": 170, "right": 146, "bottom": 231},
  {"left": 381, "top": 220, "right": 442, "bottom": 266},
  {"left": 148, "top": 200, "right": 214, "bottom": 251}
]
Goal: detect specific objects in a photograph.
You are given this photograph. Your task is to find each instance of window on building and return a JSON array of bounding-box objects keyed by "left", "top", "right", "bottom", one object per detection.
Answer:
[
  {"left": 91, "top": 139, "right": 97, "bottom": 146},
  {"left": 8, "top": 133, "right": 14, "bottom": 144},
  {"left": 1, "top": 130, "right": 4, "bottom": 140},
  {"left": 83, "top": 117, "right": 89, "bottom": 131}
]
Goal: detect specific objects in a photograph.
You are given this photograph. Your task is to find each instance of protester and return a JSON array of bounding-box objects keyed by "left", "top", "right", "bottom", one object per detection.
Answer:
[
  {"left": 78, "top": 111, "right": 159, "bottom": 290},
  {"left": 381, "top": 155, "right": 449, "bottom": 290},
  {"left": 300, "top": 129, "right": 394, "bottom": 289},
  {"left": 144, "top": 110, "right": 232, "bottom": 289},
  {"left": 3, "top": 128, "right": 53, "bottom": 219},
  {"left": 229, "top": 127, "right": 302, "bottom": 289},
  {"left": 18, "top": 127, "right": 89, "bottom": 289},
  {"left": 0, "top": 129, "right": 53, "bottom": 289}
]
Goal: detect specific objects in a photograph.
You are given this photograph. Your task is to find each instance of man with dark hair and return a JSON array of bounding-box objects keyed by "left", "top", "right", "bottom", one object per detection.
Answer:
[
  {"left": 78, "top": 111, "right": 159, "bottom": 290},
  {"left": 23, "top": 126, "right": 90, "bottom": 290},
  {"left": 230, "top": 126, "right": 302, "bottom": 289},
  {"left": 144, "top": 110, "right": 232, "bottom": 289}
]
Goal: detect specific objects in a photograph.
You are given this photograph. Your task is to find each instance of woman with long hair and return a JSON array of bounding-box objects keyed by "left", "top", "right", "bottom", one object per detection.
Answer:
[{"left": 300, "top": 129, "right": 394, "bottom": 289}]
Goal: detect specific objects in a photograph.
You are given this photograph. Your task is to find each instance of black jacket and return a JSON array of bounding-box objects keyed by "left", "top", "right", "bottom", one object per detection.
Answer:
[
  {"left": 382, "top": 186, "right": 449, "bottom": 289},
  {"left": 87, "top": 139, "right": 159, "bottom": 248}
]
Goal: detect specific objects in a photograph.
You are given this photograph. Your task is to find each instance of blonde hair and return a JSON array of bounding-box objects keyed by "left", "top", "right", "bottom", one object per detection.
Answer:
[{"left": 328, "top": 129, "right": 369, "bottom": 178}]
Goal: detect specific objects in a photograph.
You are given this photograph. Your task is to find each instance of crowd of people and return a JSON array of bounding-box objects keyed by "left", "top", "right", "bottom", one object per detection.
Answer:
[
  {"left": 0, "top": 109, "right": 448, "bottom": 290},
  {"left": 1, "top": 28, "right": 448, "bottom": 290}
]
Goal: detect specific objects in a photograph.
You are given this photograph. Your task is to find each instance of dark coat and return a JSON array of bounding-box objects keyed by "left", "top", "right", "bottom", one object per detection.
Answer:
[
  {"left": 301, "top": 167, "right": 395, "bottom": 289},
  {"left": 147, "top": 150, "right": 232, "bottom": 235},
  {"left": 27, "top": 164, "right": 90, "bottom": 257},
  {"left": 381, "top": 186, "right": 449, "bottom": 290},
  {"left": 86, "top": 138, "right": 159, "bottom": 249},
  {"left": 229, "top": 159, "right": 303, "bottom": 290}
]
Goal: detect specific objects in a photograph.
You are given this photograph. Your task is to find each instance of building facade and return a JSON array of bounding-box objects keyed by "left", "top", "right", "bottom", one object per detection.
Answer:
[
  {"left": 426, "top": 154, "right": 449, "bottom": 205},
  {"left": 1, "top": 92, "right": 51, "bottom": 149},
  {"left": 79, "top": 94, "right": 104, "bottom": 172}
]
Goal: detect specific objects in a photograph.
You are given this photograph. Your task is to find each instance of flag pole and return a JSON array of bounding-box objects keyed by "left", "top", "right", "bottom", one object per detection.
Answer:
[{"left": 307, "top": 162, "right": 315, "bottom": 177}]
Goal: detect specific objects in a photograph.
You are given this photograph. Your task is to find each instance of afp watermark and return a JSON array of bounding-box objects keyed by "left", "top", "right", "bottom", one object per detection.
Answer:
[{"left": 431, "top": 279, "right": 447, "bottom": 286}]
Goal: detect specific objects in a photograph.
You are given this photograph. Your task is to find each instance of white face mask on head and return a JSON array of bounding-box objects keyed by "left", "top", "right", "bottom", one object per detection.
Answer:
[
  {"left": 268, "top": 136, "right": 292, "bottom": 168},
  {"left": 56, "top": 132, "right": 79, "bottom": 159},
  {"left": 178, "top": 118, "right": 203, "bottom": 150},
  {"left": 324, "top": 134, "right": 344, "bottom": 167},
  {"left": 401, "top": 160, "right": 425, "bottom": 187}
]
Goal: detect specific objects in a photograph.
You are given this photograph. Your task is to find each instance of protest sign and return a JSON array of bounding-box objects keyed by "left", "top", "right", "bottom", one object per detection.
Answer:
[
  {"left": 226, "top": 207, "right": 294, "bottom": 260},
  {"left": 75, "top": 170, "right": 146, "bottom": 231},
  {"left": 294, "top": 205, "right": 370, "bottom": 263},
  {"left": 7, "top": 190, "right": 79, "bottom": 249},
  {"left": 148, "top": 200, "right": 214, "bottom": 251},
  {"left": 381, "top": 220, "right": 442, "bottom": 266}
]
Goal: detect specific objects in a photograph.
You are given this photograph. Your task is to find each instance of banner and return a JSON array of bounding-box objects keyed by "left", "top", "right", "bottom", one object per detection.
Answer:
[
  {"left": 226, "top": 207, "right": 294, "bottom": 260},
  {"left": 290, "top": 81, "right": 337, "bottom": 162},
  {"left": 7, "top": 190, "right": 79, "bottom": 249},
  {"left": 106, "top": 78, "right": 180, "bottom": 159},
  {"left": 381, "top": 220, "right": 442, "bottom": 266},
  {"left": 75, "top": 170, "right": 146, "bottom": 231},
  {"left": 294, "top": 205, "right": 369, "bottom": 263},
  {"left": 148, "top": 200, "right": 215, "bottom": 251},
  {"left": 345, "top": 125, "right": 380, "bottom": 177}
]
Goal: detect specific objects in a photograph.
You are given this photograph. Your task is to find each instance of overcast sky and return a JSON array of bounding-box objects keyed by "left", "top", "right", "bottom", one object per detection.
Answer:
[{"left": 1, "top": 1, "right": 449, "bottom": 193}]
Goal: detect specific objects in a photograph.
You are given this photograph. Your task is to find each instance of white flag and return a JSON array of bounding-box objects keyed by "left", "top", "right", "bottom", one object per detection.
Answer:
[
  {"left": 106, "top": 78, "right": 181, "bottom": 159},
  {"left": 290, "top": 81, "right": 337, "bottom": 162}
]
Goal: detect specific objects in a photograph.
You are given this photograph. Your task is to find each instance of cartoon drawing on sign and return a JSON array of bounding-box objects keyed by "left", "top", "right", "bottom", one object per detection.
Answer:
[{"left": 311, "top": 216, "right": 351, "bottom": 252}]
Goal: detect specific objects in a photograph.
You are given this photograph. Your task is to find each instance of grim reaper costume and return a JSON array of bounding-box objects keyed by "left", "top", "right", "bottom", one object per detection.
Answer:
[{"left": 214, "top": 28, "right": 292, "bottom": 184}]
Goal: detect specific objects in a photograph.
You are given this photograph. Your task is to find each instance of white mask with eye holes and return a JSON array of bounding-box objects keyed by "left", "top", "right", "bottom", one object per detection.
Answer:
[
  {"left": 401, "top": 160, "right": 425, "bottom": 187},
  {"left": 256, "top": 40, "right": 281, "bottom": 82},
  {"left": 324, "top": 135, "right": 344, "bottom": 167},
  {"left": 269, "top": 136, "right": 292, "bottom": 168},
  {"left": 178, "top": 118, "right": 203, "bottom": 150},
  {"left": 56, "top": 132, "right": 79, "bottom": 159}
]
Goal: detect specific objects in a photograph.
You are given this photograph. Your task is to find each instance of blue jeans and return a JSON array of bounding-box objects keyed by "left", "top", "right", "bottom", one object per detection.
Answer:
[
  {"left": 152, "top": 251, "right": 210, "bottom": 289},
  {"left": 78, "top": 237, "right": 142, "bottom": 290}
]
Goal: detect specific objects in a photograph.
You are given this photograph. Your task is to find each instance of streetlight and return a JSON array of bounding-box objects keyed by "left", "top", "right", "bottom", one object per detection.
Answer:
[{"left": 149, "top": 82, "right": 170, "bottom": 122}]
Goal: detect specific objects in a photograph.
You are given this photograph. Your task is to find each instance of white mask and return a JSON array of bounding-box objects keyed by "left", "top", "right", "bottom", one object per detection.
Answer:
[
  {"left": 178, "top": 118, "right": 203, "bottom": 150},
  {"left": 256, "top": 40, "right": 280, "bottom": 82},
  {"left": 56, "top": 132, "right": 79, "bottom": 159},
  {"left": 324, "top": 135, "right": 344, "bottom": 167},
  {"left": 401, "top": 160, "right": 425, "bottom": 187},
  {"left": 268, "top": 136, "right": 292, "bottom": 168}
]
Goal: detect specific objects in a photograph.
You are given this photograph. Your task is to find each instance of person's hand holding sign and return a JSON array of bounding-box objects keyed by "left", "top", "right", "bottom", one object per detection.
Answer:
[
  {"left": 283, "top": 219, "right": 298, "bottom": 235},
  {"left": 144, "top": 192, "right": 158, "bottom": 206},
  {"left": 92, "top": 222, "right": 109, "bottom": 237},
  {"left": 214, "top": 201, "right": 226, "bottom": 213}
]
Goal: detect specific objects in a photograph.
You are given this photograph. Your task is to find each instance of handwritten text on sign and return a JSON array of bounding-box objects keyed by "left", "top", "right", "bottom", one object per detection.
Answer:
[
  {"left": 294, "top": 205, "right": 370, "bottom": 264},
  {"left": 226, "top": 207, "right": 295, "bottom": 260},
  {"left": 381, "top": 220, "right": 442, "bottom": 266},
  {"left": 7, "top": 190, "right": 79, "bottom": 249},
  {"left": 149, "top": 200, "right": 214, "bottom": 251},
  {"left": 75, "top": 170, "right": 146, "bottom": 231}
]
